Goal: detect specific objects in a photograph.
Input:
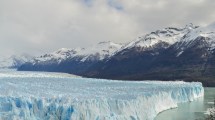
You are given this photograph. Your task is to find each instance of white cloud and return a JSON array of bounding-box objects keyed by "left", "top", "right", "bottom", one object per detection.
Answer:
[{"left": 0, "top": 0, "right": 215, "bottom": 56}]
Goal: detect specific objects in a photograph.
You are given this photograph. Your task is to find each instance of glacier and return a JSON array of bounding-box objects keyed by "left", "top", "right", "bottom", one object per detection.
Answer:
[{"left": 0, "top": 71, "right": 204, "bottom": 120}]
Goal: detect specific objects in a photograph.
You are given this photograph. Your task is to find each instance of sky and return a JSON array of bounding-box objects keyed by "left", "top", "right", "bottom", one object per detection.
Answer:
[{"left": 1, "top": 0, "right": 215, "bottom": 56}]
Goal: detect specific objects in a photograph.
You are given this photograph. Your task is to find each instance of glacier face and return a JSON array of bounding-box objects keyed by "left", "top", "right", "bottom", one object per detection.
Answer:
[{"left": 0, "top": 71, "right": 204, "bottom": 120}]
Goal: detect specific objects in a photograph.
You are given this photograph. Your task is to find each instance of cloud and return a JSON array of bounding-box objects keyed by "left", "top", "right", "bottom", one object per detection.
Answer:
[{"left": 0, "top": 0, "right": 215, "bottom": 56}]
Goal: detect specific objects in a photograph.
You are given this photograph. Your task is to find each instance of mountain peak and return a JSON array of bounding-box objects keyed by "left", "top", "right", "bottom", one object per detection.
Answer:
[
  {"left": 98, "top": 41, "right": 112, "bottom": 44},
  {"left": 120, "top": 24, "right": 198, "bottom": 51},
  {"left": 184, "top": 23, "right": 199, "bottom": 30},
  {"left": 97, "top": 41, "right": 122, "bottom": 47},
  {"left": 177, "top": 22, "right": 215, "bottom": 50}
]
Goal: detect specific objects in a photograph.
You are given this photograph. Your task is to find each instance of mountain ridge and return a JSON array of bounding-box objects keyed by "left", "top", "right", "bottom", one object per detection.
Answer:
[{"left": 18, "top": 23, "right": 215, "bottom": 86}]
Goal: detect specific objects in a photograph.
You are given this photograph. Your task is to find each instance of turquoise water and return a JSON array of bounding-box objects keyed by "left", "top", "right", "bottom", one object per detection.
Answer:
[{"left": 155, "top": 88, "right": 215, "bottom": 120}]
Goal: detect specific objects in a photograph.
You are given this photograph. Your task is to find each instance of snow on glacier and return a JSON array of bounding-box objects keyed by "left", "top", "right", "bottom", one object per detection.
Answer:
[{"left": 0, "top": 71, "right": 204, "bottom": 120}]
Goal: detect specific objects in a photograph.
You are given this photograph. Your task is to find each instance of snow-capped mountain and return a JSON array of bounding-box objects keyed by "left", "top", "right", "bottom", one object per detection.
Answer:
[
  {"left": 78, "top": 41, "right": 123, "bottom": 61},
  {"left": 115, "top": 23, "right": 198, "bottom": 55},
  {"left": 175, "top": 22, "right": 215, "bottom": 52},
  {"left": 18, "top": 41, "right": 123, "bottom": 74},
  {"left": 18, "top": 23, "right": 215, "bottom": 86},
  {"left": 83, "top": 23, "right": 215, "bottom": 86},
  {"left": 29, "top": 24, "right": 198, "bottom": 65},
  {"left": 0, "top": 54, "right": 33, "bottom": 69},
  {"left": 31, "top": 41, "right": 123, "bottom": 64}
]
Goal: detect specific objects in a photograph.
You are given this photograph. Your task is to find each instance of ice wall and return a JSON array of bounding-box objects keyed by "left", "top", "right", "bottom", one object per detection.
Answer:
[{"left": 0, "top": 72, "right": 204, "bottom": 120}]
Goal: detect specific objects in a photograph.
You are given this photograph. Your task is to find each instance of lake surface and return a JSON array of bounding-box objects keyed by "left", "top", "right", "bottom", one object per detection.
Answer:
[{"left": 155, "top": 87, "right": 215, "bottom": 120}]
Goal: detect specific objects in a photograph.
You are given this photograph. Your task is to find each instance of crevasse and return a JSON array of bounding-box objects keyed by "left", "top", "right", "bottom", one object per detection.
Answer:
[{"left": 0, "top": 72, "right": 204, "bottom": 120}]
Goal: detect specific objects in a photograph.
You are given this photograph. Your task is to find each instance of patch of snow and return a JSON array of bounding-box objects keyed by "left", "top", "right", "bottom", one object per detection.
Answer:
[{"left": 176, "top": 51, "right": 184, "bottom": 57}]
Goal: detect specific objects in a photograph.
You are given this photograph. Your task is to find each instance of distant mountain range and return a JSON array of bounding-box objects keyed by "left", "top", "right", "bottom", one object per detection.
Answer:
[
  {"left": 17, "top": 23, "right": 215, "bottom": 86},
  {"left": 18, "top": 41, "right": 123, "bottom": 75},
  {"left": 0, "top": 54, "right": 33, "bottom": 69}
]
